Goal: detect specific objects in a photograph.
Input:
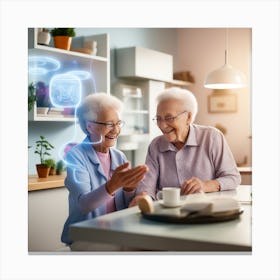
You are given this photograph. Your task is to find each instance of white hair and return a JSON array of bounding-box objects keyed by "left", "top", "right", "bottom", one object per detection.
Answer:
[
  {"left": 77, "top": 93, "right": 123, "bottom": 135},
  {"left": 156, "top": 87, "right": 198, "bottom": 123}
]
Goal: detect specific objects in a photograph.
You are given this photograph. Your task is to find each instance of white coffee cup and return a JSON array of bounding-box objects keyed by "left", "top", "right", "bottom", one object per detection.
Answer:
[{"left": 156, "top": 187, "right": 180, "bottom": 207}]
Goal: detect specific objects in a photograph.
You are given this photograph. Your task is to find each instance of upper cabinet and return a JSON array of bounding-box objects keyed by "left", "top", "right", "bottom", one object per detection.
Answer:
[
  {"left": 116, "top": 46, "right": 192, "bottom": 87},
  {"left": 28, "top": 28, "right": 109, "bottom": 121}
]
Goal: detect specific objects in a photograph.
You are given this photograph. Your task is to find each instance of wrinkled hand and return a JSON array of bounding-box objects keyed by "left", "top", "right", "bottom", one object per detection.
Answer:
[
  {"left": 106, "top": 163, "right": 148, "bottom": 195},
  {"left": 128, "top": 192, "right": 149, "bottom": 207},
  {"left": 181, "top": 177, "right": 206, "bottom": 195}
]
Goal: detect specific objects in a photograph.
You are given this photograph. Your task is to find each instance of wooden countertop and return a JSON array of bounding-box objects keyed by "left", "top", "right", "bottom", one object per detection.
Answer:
[
  {"left": 28, "top": 174, "right": 66, "bottom": 192},
  {"left": 28, "top": 167, "right": 251, "bottom": 192}
]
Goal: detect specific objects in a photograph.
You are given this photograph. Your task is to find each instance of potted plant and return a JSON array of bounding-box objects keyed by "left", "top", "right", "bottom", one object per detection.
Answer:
[
  {"left": 56, "top": 160, "right": 66, "bottom": 175},
  {"left": 28, "top": 82, "right": 37, "bottom": 112},
  {"left": 34, "top": 135, "right": 55, "bottom": 178},
  {"left": 50, "top": 28, "right": 76, "bottom": 51},
  {"left": 44, "top": 158, "right": 56, "bottom": 175}
]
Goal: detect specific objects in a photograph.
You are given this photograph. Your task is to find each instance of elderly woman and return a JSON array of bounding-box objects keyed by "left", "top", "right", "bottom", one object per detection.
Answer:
[
  {"left": 61, "top": 93, "right": 148, "bottom": 248},
  {"left": 130, "top": 87, "right": 240, "bottom": 205}
]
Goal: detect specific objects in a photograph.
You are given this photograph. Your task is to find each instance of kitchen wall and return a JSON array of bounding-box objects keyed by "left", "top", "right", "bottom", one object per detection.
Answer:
[
  {"left": 176, "top": 28, "right": 252, "bottom": 166},
  {"left": 28, "top": 28, "right": 251, "bottom": 173}
]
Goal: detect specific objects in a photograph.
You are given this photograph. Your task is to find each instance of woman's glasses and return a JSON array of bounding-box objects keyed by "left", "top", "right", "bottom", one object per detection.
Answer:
[
  {"left": 90, "top": 120, "right": 125, "bottom": 129},
  {"left": 152, "top": 111, "right": 187, "bottom": 125}
]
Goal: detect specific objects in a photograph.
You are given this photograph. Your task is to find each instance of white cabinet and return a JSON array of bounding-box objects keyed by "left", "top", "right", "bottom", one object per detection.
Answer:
[
  {"left": 116, "top": 46, "right": 173, "bottom": 81},
  {"left": 28, "top": 28, "right": 109, "bottom": 121},
  {"left": 116, "top": 46, "right": 193, "bottom": 86},
  {"left": 28, "top": 187, "right": 69, "bottom": 251},
  {"left": 113, "top": 79, "right": 166, "bottom": 166},
  {"left": 113, "top": 84, "right": 149, "bottom": 136}
]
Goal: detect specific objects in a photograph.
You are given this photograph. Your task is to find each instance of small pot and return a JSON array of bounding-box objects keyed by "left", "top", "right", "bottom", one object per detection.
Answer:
[
  {"left": 53, "top": 36, "right": 72, "bottom": 51},
  {"left": 37, "top": 28, "right": 51, "bottom": 46},
  {"left": 56, "top": 169, "right": 63, "bottom": 175},
  {"left": 36, "top": 164, "right": 50, "bottom": 178},
  {"left": 49, "top": 167, "right": 56, "bottom": 176}
]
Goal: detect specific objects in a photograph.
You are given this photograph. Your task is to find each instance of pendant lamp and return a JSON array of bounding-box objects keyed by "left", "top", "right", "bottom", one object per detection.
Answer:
[{"left": 204, "top": 29, "right": 247, "bottom": 89}]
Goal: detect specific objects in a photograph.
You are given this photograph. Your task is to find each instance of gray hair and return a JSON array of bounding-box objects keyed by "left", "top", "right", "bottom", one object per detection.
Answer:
[
  {"left": 156, "top": 87, "right": 198, "bottom": 123},
  {"left": 77, "top": 93, "right": 123, "bottom": 135}
]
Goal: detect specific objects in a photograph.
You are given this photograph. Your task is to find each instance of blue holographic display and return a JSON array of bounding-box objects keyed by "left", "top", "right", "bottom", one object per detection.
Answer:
[
  {"left": 29, "top": 55, "right": 100, "bottom": 184},
  {"left": 28, "top": 56, "right": 60, "bottom": 75},
  {"left": 49, "top": 74, "right": 82, "bottom": 108},
  {"left": 67, "top": 70, "right": 92, "bottom": 80},
  {"left": 49, "top": 72, "right": 101, "bottom": 184}
]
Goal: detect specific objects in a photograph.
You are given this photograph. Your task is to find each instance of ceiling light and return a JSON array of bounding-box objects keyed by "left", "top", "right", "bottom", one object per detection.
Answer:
[{"left": 204, "top": 29, "right": 247, "bottom": 89}]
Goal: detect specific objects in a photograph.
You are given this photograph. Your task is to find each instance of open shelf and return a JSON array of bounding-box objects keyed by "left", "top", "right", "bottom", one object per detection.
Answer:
[{"left": 28, "top": 28, "right": 109, "bottom": 122}]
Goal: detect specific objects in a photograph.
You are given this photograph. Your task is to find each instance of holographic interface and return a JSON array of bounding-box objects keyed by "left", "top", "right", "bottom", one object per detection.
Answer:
[
  {"left": 67, "top": 70, "right": 92, "bottom": 80},
  {"left": 29, "top": 55, "right": 101, "bottom": 182},
  {"left": 49, "top": 74, "right": 82, "bottom": 108},
  {"left": 28, "top": 56, "right": 61, "bottom": 75}
]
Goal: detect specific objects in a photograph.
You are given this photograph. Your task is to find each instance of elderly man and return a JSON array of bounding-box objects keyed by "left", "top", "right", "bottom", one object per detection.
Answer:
[{"left": 130, "top": 87, "right": 240, "bottom": 206}]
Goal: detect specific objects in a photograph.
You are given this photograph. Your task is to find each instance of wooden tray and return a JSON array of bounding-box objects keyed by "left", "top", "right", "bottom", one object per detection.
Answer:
[{"left": 142, "top": 207, "right": 244, "bottom": 224}]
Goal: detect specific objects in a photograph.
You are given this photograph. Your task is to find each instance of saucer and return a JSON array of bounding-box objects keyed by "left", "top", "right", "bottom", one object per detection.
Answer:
[{"left": 159, "top": 200, "right": 185, "bottom": 208}]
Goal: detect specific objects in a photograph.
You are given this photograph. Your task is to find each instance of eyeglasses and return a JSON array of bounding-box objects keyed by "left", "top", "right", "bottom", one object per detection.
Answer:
[
  {"left": 90, "top": 120, "right": 125, "bottom": 129},
  {"left": 152, "top": 111, "right": 187, "bottom": 125}
]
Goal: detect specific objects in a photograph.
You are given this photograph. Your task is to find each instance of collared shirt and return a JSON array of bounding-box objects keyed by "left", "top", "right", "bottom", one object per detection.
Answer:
[
  {"left": 136, "top": 124, "right": 241, "bottom": 199},
  {"left": 61, "top": 136, "right": 135, "bottom": 245}
]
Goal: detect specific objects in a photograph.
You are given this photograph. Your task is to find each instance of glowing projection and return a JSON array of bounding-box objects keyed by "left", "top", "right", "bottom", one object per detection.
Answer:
[
  {"left": 49, "top": 73, "right": 101, "bottom": 183},
  {"left": 28, "top": 56, "right": 60, "bottom": 75},
  {"left": 28, "top": 55, "right": 100, "bottom": 183},
  {"left": 67, "top": 70, "right": 92, "bottom": 80},
  {"left": 49, "top": 73, "right": 82, "bottom": 108},
  {"left": 61, "top": 141, "right": 101, "bottom": 184}
]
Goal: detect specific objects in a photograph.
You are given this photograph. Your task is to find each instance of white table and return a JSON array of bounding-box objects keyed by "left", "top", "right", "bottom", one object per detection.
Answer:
[{"left": 70, "top": 185, "right": 252, "bottom": 252}]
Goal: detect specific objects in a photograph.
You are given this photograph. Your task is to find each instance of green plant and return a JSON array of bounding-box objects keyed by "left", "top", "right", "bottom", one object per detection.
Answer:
[
  {"left": 56, "top": 160, "right": 65, "bottom": 174},
  {"left": 34, "top": 136, "right": 55, "bottom": 165},
  {"left": 50, "top": 28, "right": 76, "bottom": 37},
  {"left": 28, "top": 82, "right": 37, "bottom": 112},
  {"left": 44, "top": 158, "right": 56, "bottom": 168}
]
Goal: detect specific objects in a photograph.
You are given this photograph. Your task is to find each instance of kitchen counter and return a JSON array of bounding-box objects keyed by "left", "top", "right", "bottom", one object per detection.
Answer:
[
  {"left": 238, "top": 166, "right": 252, "bottom": 173},
  {"left": 237, "top": 167, "right": 252, "bottom": 185},
  {"left": 28, "top": 174, "right": 66, "bottom": 191}
]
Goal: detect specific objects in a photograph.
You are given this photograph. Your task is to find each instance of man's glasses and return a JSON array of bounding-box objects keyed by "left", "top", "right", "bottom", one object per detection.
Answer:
[
  {"left": 90, "top": 120, "right": 125, "bottom": 129},
  {"left": 152, "top": 111, "right": 187, "bottom": 125}
]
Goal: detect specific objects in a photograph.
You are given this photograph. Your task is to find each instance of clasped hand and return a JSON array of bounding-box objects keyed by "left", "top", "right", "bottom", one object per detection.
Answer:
[
  {"left": 106, "top": 162, "right": 148, "bottom": 195},
  {"left": 180, "top": 177, "right": 206, "bottom": 195}
]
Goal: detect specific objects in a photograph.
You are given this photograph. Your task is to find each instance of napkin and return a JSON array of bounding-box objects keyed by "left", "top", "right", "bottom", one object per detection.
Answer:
[{"left": 182, "top": 196, "right": 241, "bottom": 216}]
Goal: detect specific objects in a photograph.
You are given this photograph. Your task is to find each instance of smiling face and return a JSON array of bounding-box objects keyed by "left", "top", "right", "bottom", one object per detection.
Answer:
[
  {"left": 86, "top": 107, "right": 121, "bottom": 153},
  {"left": 156, "top": 98, "right": 192, "bottom": 149}
]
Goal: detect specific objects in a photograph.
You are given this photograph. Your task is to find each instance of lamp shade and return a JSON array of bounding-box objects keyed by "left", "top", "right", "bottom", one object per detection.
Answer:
[{"left": 204, "top": 63, "right": 247, "bottom": 89}]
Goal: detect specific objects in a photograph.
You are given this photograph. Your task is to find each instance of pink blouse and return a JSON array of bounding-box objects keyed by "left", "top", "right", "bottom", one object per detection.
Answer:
[{"left": 96, "top": 151, "right": 116, "bottom": 213}]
